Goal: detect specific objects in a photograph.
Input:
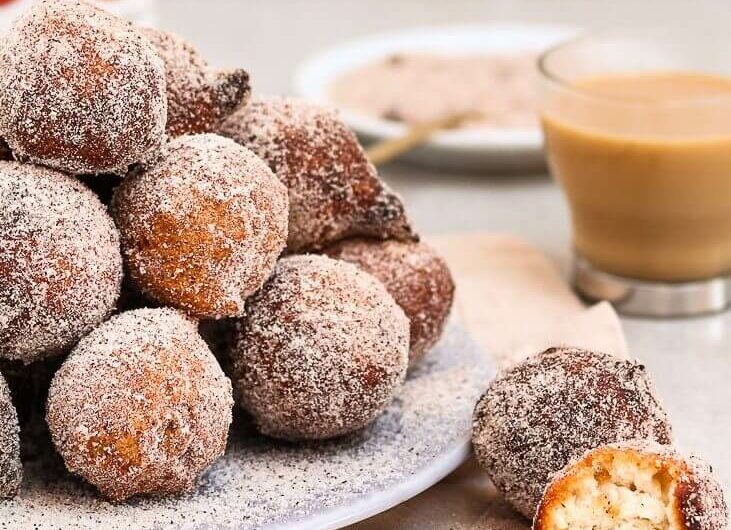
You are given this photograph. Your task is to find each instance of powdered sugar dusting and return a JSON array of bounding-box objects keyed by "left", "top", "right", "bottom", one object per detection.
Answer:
[
  {"left": 112, "top": 134, "right": 288, "bottom": 318},
  {"left": 0, "top": 161, "right": 123, "bottom": 363},
  {"left": 218, "top": 95, "right": 415, "bottom": 252},
  {"left": 325, "top": 238, "right": 455, "bottom": 366},
  {"left": 0, "top": 372, "right": 21, "bottom": 498},
  {"left": 232, "top": 254, "right": 409, "bottom": 440},
  {"left": 472, "top": 347, "right": 674, "bottom": 519},
  {"left": 141, "top": 27, "right": 250, "bottom": 137},
  {"left": 46, "top": 308, "right": 233, "bottom": 502},
  {"left": 0, "top": 0, "right": 167, "bottom": 175},
  {"left": 0, "top": 323, "right": 490, "bottom": 529}
]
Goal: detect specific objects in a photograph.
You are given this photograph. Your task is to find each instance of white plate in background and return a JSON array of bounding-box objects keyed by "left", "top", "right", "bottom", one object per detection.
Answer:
[{"left": 293, "top": 23, "right": 580, "bottom": 173}]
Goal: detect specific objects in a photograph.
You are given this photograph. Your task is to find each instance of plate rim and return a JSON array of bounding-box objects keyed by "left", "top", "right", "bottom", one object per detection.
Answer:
[
  {"left": 262, "top": 439, "right": 473, "bottom": 530},
  {"left": 292, "top": 22, "right": 581, "bottom": 154}
]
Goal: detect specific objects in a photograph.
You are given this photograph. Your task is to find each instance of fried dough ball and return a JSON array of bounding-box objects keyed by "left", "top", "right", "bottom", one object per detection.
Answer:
[
  {"left": 218, "top": 96, "right": 415, "bottom": 252},
  {"left": 112, "top": 134, "right": 289, "bottom": 319},
  {"left": 0, "top": 0, "right": 167, "bottom": 175},
  {"left": 325, "top": 238, "right": 455, "bottom": 366},
  {"left": 0, "top": 372, "right": 21, "bottom": 499},
  {"left": 535, "top": 441, "right": 728, "bottom": 530},
  {"left": 231, "top": 255, "right": 409, "bottom": 440},
  {"left": 46, "top": 308, "right": 234, "bottom": 502},
  {"left": 0, "top": 161, "right": 123, "bottom": 363},
  {"left": 472, "top": 347, "right": 674, "bottom": 519},
  {"left": 141, "top": 27, "right": 250, "bottom": 137}
]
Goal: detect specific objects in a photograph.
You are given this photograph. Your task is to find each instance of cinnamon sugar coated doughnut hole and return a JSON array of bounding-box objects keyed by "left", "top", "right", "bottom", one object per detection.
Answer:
[
  {"left": 472, "top": 347, "right": 674, "bottom": 519},
  {"left": 0, "top": 0, "right": 167, "bottom": 175},
  {"left": 325, "top": 238, "right": 455, "bottom": 366},
  {"left": 112, "top": 134, "right": 289, "bottom": 319},
  {"left": 218, "top": 96, "right": 415, "bottom": 252},
  {"left": 141, "top": 27, "right": 251, "bottom": 137},
  {"left": 231, "top": 254, "right": 409, "bottom": 440},
  {"left": 0, "top": 372, "right": 21, "bottom": 499},
  {"left": 535, "top": 441, "right": 728, "bottom": 530},
  {"left": 0, "top": 161, "right": 123, "bottom": 363},
  {"left": 46, "top": 308, "right": 234, "bottom": 502}
]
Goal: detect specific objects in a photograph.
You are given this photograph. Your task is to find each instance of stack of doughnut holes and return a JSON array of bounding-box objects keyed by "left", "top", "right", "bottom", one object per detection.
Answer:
[{"left": 0, "top": 0, "right": 455, "bottom": 503}]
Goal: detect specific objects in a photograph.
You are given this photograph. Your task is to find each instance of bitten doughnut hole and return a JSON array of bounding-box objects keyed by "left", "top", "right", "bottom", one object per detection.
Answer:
[
  {"left": 535, "top": 442, "right": 728, "bottom": 530},
  {"left": 472, "top": 347, "right": 674, "bottom": 519}
]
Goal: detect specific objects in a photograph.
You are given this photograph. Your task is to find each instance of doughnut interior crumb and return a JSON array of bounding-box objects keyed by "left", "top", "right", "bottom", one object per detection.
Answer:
[{"left": 540, "top": 449, "right": 685, "bottom": 530}]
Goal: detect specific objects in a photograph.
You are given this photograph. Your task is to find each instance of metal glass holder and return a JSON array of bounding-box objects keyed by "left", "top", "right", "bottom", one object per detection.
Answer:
[{"left": 573, "top": 256, "right": 731, "bottom": 317}]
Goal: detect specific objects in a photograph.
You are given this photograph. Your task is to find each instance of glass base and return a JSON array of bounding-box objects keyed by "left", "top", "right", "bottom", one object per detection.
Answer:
[{"left": 573, "top": 256, "right": 731, "bottom": 317}]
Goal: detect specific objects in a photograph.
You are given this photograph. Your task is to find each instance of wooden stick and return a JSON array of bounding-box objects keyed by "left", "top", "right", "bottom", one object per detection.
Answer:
[{"left": 366, "top": 112, "right": 476, "bottom": 166}]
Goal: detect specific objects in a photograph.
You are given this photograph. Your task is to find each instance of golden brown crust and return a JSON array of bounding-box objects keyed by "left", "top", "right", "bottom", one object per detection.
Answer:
[
  {"left": 0, "top": 0, "right": 167, "bottom": 175},
  {"left": 141, "top": 27, "right": 250, "bottom": 137},
  {"left": 230, "top": 255, "right": 409, "bottom": 440},
  {"left": 218, "top": 96, "right": 415, "bottom": 252},
  {"left": 112, "top": 134, "right": 288, "bottom": 319},
  {"left": 472, "top": 347, "right": 673, "bottom": 519},
  {"left": 46, "top": 308, "right": 233, "bottom": 502},
  {"left": 534, "top": 441, "right": 728, "bottom": 530},
  {"left": 324, "top": 238, "right": 455, "bottom": 365}
]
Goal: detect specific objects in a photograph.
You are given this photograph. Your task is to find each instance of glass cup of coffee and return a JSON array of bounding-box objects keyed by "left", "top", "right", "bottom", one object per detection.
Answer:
[{"left": 540, "top": 30, "right": 731, "bottom": 316}]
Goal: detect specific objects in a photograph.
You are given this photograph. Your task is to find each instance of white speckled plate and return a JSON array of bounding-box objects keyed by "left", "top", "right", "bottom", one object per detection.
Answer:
[
  {"left": 0, "top": 323, "right": 493, "bottom": 530},
  {"left": 293, "top": 23, "right": 580, "bottom": 173}
]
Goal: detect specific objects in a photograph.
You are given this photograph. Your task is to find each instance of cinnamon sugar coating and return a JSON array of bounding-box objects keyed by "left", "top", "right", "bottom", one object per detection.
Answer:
[
  {"left": 218, "top": 96, "right": 415, "bottom": 252},
  {"left": 535, "top": 440, "right": 728, "bottom": 530},
  {"left": 0, "top": 372, "right": 21, "bottom": 499},
  {"left": 472, "top": 347, "right": 674, "bottom": 519},
  {"left": 0, "top": 0, "right": 167, "bottom": 175},
  {"left": 231, "top": 255, "right": 409, "bottom": 440},
  {"left": 0, "top": 161, "right": 123, "bottom": 363},
  {"left": 141, "top": 27, "right": 250, "bottom": 137},
  {"left": 112, "top": 134, "right": 289, "bottom": 319},
  {"left": 46, "top": 308, "right": 234, "bottom": 502},
  {"left": 325, "top": 238, "right": 455, "bottom": 366}
]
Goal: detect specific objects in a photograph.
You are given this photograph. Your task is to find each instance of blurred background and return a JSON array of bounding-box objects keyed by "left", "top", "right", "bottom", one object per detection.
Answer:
[
  {"left": 158, "top": 0, "right": 731, "bottom": 93},
  {"left": 148, "top": 0, "right": 731, "bottom": 267}
]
